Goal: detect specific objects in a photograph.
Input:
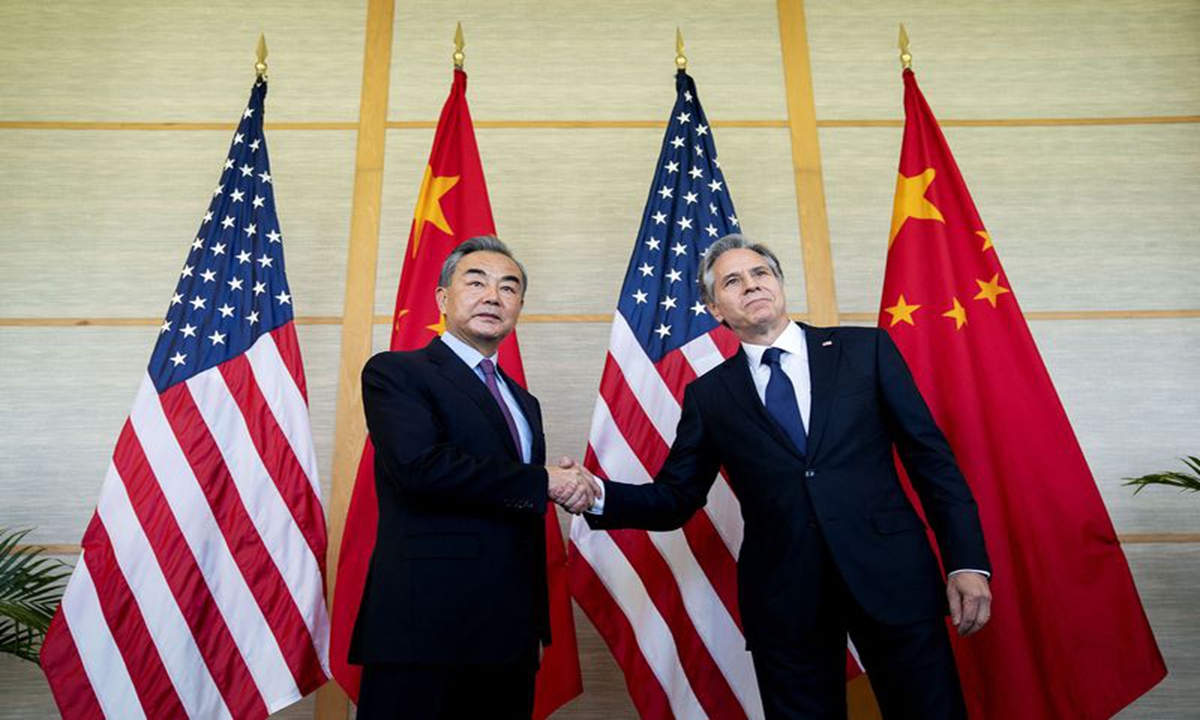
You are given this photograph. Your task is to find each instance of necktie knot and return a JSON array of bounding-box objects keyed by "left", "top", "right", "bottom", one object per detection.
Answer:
[
  {"left": 762, "top": 347, "right": 784, "bottom": 367},
  {"left": 479, "top": 358, "right": 496, "bottom": 377}
]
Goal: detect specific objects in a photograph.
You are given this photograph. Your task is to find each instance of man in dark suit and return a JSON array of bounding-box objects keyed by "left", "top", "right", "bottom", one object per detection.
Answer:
[
  {"left": 584, "top": 234, "right": 992, "bottom": 719},
  {"left": 350, "top": 236, "right": 597, "bottom": 719}
]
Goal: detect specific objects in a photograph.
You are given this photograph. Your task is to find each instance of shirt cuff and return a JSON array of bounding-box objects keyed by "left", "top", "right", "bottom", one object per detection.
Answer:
[
  {"left": 948, "top": 568, "right": 990, "bottom": 579},
  {"left": 585, "top": 478, "right": 606, "bottom": 515}
]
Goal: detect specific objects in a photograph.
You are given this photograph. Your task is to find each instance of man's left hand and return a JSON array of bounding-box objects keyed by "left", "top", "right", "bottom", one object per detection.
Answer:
[{"left": 947, "top": 572, "right": 992, "bottom": 637}]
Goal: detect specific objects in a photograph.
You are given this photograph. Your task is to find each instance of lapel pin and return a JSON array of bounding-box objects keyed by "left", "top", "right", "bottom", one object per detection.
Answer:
[{"left": 822, "top": 340, "right": 833, "bottom": 347}]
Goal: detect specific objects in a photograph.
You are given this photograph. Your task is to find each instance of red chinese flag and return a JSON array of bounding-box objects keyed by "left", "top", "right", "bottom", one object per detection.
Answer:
[
  {"left": 879, "top": 68, "right": 1166, "bottom": 718},
  {"left": 328, "top": 69, "right": 583, "bottom": 716}
]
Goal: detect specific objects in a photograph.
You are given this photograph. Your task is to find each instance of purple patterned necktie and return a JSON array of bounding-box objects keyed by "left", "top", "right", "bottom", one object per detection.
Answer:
[{"left": 479, "top": 359, "right": 523, "bottom": 459}]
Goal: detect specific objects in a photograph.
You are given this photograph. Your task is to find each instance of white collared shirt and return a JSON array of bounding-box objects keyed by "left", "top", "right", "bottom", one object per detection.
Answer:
[
  {"left": 741, "top": 321, "right": 812, "bottom": 431},
  {"left": 441, "top": 331, "right": 533, "bottom": 463}
]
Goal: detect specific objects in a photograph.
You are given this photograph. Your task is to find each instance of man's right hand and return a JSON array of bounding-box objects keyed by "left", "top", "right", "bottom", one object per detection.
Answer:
[{"left": 547, "top": 456, "right": 601, "bottom": 514}]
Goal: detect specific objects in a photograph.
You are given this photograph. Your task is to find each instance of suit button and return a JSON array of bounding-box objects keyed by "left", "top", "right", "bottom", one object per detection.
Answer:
[{"left": 805, "top": 469, "right": 816, "bottom": 478}]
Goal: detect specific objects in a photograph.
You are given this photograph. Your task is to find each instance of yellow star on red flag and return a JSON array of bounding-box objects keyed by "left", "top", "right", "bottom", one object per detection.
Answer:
[
  {"left": 884, "top": 294, "right": 922, "bottom": 327},
  {"left": 942, "top": 297, "right": 968, "bottom": 330},
  {"left": 977, "top": 229, "right": 994, "bottom": 252},
  {"left": 974, "top": 274, "right": 1011, "bottom": 308},
  {"left": 889, "top": 168, "right": 945, "bottom": 248},
  {"left": 411, "top": 165, "right": 460, "bottom": 258}
]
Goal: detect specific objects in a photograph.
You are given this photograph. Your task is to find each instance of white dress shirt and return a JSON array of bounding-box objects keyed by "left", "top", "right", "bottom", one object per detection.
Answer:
[
  {"left": 741, "top": 321, "right": 812, "bottom": 432},
  {"left": 441, "top": 331, "right": 533, "bottom": 463}
]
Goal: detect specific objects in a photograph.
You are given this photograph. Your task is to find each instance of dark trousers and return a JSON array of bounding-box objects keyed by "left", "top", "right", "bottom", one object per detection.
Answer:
[
  {"left": 356, "top": 646, "right": 539, "bottom": 720},
  {"left": 751, "top": 533, "right": 967, "bottom": 720}
]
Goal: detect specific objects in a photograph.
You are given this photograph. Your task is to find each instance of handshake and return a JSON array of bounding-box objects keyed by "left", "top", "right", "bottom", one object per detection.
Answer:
[{"left": 545, "top": 456, "right": 602, "bottom": 514}]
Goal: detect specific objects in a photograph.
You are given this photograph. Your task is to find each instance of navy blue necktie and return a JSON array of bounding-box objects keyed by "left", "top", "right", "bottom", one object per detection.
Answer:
[{"left": 762, "top": 347, "right": 807, "bottom": 455}]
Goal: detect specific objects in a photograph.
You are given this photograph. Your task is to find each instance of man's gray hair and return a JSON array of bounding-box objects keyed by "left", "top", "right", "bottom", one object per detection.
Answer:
[
  {"left": 438, "top": 235, "right": 529, "bottom": 293},
  {"left": 699, "top": 233, "right": 785, "bottom": 304}
]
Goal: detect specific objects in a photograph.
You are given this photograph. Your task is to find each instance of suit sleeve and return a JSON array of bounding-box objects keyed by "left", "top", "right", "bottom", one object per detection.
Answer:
[
  {"left": 362, "top": 354, "right": 548, "bottom": 514},
  {"left": 586, "top": 383, "right": 721, "bottom": 531},
  {"left": 876, "top": 331, "right": 991, "bottom": 576}
]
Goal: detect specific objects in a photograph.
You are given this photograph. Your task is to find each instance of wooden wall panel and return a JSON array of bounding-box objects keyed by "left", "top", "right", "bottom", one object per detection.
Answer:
[
  {"left": 1030, "top": 319, "right": 1200, "bottom": 534},
  {"left": 1118, "top": 545, "right": 1200, "bottom": 717},
  {"left": 388, "top": 0, "right": 787, "bottom": 122},
  {"left": 823, "top": 124, "right": 1200, "bottom": 314},
  {"left": 0, "top": 0, "right": 366, "bottom": 122},
  {"left": 376, "top": 127, "right": 807, "bottom": 318},
  {"left": 0, "top": 130, "right": 357, "bottom": 318},
  {"left": 804, "top": 0, "right": 1200, "bottom": 120},
  {"left": 0, "top": 323, "right": 343, "bottom": 545}
]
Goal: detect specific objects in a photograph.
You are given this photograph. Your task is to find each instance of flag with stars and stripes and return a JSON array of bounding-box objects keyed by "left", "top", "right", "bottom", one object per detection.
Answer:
[
  {"left": 41, "top": 78, "right": 331, "bottom": 719},
  {"left": 566, "top": 69, "right": 766, "bottom": 719},
  {"left": 881, "top": 67, "right": 1164, "bottom": 720}
]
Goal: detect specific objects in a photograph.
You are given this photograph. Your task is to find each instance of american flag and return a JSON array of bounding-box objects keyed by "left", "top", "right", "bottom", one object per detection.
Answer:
[
  {"left": 41, "top": 79, "right": 331, "bottom": 719},
  {"left": 567, "top": 70, "right": 764, "bottom": 719}
]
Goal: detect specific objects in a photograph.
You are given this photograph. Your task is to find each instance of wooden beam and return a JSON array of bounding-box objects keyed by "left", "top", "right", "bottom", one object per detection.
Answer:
[
  {"left": 4, "top": 116, "right": 1196, "bottom": 131},
  {"left": 315, "top": 0, "right": 395, "bottom": 717},
  {"left": 777, "top": 0, "right": 839, "bottom": 327},
  {"left": 4, "top": 309, "right": 1200, "bottom": 328}
]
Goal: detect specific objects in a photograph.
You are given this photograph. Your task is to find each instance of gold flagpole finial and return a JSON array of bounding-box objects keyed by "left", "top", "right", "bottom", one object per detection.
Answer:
[
  {"left": 675, "top": 26, "right": 687, "bottom": 70},
  {"left": 898, "top": 23, "right": 912, "bottom": 70},
  {"left": 453, "top": 22, "right": 465, "bottom": 69},
  {"left": 255, "top": 33, "right": 269, "bottom": 78}
]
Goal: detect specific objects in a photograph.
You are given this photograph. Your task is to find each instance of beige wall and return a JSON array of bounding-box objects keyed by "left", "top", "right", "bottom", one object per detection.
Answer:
[{"left": 1, "top": 0, "right": 1196, "bottom": 717}]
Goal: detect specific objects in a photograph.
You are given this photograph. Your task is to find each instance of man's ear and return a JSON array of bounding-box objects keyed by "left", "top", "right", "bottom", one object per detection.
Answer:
[
  {"left": 707, "top": 301, "right": 723, "bottom": 324},
  {"left": 435, "top": 286, "right": 448, "bottom": 314}
]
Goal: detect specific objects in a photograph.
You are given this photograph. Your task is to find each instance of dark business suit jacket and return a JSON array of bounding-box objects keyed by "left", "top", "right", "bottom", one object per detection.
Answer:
[
  {"left": 587, "top": 323, "right": 989, "bottom": 651},
  {"left": 349, "top": 337, "right": 551, "bottom": 666}
]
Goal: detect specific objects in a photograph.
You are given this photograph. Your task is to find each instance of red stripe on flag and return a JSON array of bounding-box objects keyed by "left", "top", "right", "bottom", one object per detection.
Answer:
[
  {"left": 709, "top": 325, "right": 742, "bottom": 358},
  {"left": 42, "top": 608, "right": 106, "bottom": 719},
  {"left": 597, "top": 355, "right": 670, "bottom": 471},
  {"left": 654, "top": 348, "right": 697, "bottom": 405},
  {"left": 597, "top": 360, "right": 743, "bottom": 631},
  {"left": 679, "top": 513, "right": 742, "bottom": 632},
  {"left": 218, "top": 356, "right": 327, "bottom": 575},
  {"left": 80, "top": 517, "right": 187, "bottom": 718},
  {"left": 158, "top": 383, "right": 326, "bottom": 696},
  {"left": 111, "top": 420, "right": 267, "bottom": 719},
  {"left": 270, "top": 324, "right": 308, "bottom": 404},
  {"left": 567, "top": 544, "right": 675, "bottom": 720},
  {"left": 605, "top": 527, "right": 747, "bottom": 720}
]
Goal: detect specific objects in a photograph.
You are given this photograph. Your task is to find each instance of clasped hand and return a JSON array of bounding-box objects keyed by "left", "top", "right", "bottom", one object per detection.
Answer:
[{"left": 546, "top": 456, "right": 601, "bottom": 514}]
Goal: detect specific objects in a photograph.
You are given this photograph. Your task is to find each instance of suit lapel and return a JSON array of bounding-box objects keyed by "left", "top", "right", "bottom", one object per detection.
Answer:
[
  {"left": 802, "top": 323, "right": 840, "bottom": 461},
  {"left": 716, "top": 347, "right": 806, "bottom": 462},
  {"left": 427, "top": 338, "right": 522, "bottom": 461}
]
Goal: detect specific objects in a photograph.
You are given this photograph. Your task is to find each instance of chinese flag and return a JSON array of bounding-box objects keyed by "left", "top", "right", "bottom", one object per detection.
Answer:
[
  {"left": 879, "top": 68, "right": 1166, "bottom": 718},
  {"left": 329, "top": 69, "right": 583, "bottom": 717}
]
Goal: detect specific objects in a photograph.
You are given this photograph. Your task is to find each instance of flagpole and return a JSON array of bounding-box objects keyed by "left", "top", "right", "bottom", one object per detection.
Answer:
[
  {"left": 454, "top": 22, "right": 465, "bottom": 69},
  {"left": 898, "top": 24, "right": 912, "bottom": 70},
  {"left": 675, "top": 26, "right": 687, "bottom": 70},
  {"left": 256, "top": 33, "right": 268, "bottom": 78}
]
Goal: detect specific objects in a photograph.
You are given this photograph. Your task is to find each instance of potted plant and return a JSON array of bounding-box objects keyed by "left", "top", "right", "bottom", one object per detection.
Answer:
[
  {"left": 0, "top": 529, "right": 70, "bottom": 664},
  {"left": 1124, "top": 456, "right": 1200, "bottom": 494}
]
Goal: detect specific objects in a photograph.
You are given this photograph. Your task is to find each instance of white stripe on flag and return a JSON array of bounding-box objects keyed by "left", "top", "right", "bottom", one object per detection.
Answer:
[
  {"left": 679, "top": 332, "right": 726, "bottom": 378},
  {"left": 589, "top": 397, "right": 763, "bottom": 716},
  {"left": 570, "top": 523, "right": 707, "bottom": 719},
  {"left": 187, "top": 367, "right": 327, "bottom": 649},
  {"left": 98, "top": 462, "right": 229, "bottom": 720},
  {"left": 60, "top": 551, "right": 146, "bottom": 720},
  {"left": 129, "top": 374, "right": 296, "bottom": 705},
  {"left": 608, "top": 315, "right": 683, "bottom": 443},
  {"left": 245, "top": 333, "right": 321, "bottom": 493}
]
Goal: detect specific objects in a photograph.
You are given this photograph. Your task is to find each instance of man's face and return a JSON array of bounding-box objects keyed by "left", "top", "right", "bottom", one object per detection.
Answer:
[
  {"left": 435, "top": 250, "right": 525, "bottom": 352},
  {"left": 707, "top": 248, "right": 788, "bottom": 338}
]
